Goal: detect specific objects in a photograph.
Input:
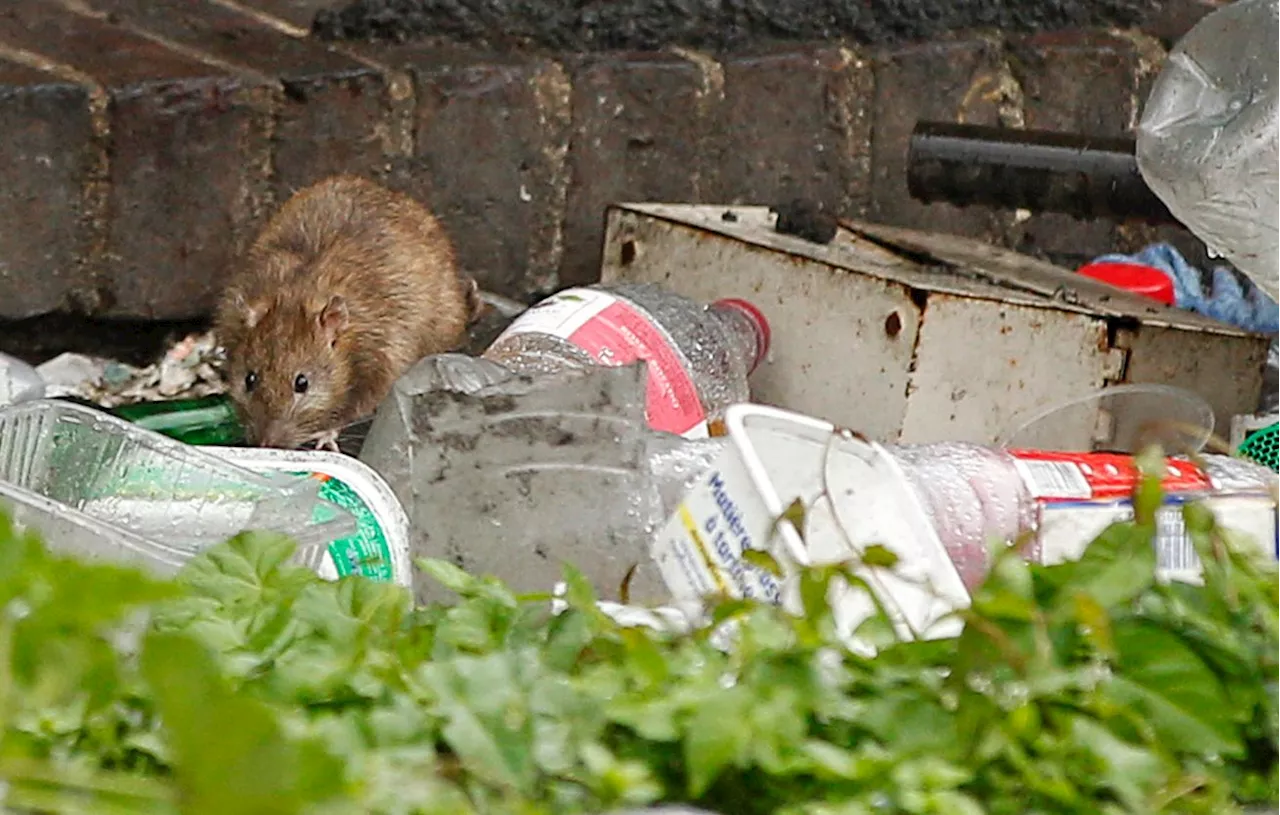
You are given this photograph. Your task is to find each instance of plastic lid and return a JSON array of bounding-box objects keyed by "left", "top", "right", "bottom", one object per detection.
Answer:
[
  {"left": 714, "top": 298, "right": 771, "bottom": 373},
  {"left": 1076, "top": 261, "right": 1176, "bottom": 306}
]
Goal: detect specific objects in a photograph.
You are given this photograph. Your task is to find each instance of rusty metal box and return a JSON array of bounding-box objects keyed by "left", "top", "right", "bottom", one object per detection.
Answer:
[{"left": 599, "top": 203, "right": 1269, "bottom": 447}]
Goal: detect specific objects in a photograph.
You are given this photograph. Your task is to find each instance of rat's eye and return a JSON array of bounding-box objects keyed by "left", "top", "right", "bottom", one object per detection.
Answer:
[
  {"left": 244, "top": 371, "right": 258, "bottom": 392},
  {"left": 294, "top": 374, "right": 309, "bottom": 394}
]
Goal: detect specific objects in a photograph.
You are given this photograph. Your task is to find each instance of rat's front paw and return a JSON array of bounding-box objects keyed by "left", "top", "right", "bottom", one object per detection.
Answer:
[{"left": 313, "top": 430, "right": 341, "bottom": 453}]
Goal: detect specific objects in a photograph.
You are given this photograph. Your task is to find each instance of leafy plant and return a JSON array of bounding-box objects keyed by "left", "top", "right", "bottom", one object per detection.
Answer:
[{"left": 0, "top": 457, "right": 1273, "bottom": 814}]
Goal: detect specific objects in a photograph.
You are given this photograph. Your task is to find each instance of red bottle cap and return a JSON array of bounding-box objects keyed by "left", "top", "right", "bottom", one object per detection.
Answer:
[
  {"left": 714, "top": 298, "right": 771, "bottom": 374},
  {"left": 1076, "top": 261, "right": 1176, "bottom": 306}
]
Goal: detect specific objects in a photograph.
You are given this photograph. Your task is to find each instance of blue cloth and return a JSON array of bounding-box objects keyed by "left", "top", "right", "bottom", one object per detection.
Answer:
[{"left": 1092, "top": 242, "right": 1279, "bottom": 334}]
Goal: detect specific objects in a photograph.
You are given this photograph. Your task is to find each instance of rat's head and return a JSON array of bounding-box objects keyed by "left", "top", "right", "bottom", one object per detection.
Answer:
[{"left": 218, "top": 291, "right": 352, "bottom": 449}]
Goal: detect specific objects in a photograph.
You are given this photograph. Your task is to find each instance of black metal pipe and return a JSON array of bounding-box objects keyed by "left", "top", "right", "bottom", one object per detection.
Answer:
[{"left": 906, "top": 121, "right": 1178, "bottom": 225}]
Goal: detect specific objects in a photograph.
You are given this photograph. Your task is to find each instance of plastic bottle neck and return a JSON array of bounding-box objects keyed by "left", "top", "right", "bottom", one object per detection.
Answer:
[{"left": 711, "top": 298, "right": 771, "bottom": 374}]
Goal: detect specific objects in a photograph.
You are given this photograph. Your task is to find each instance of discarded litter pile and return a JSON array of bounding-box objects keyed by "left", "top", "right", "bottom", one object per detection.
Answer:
[
  {"left": 0, "top": 3, "right": 1276, "bottom": 812},
  {"left": 2, "top": 197, "right": 1276, "bottom": 653},
  {"left": 0, "top": 464, "right": 1274, "bottom": 814}
]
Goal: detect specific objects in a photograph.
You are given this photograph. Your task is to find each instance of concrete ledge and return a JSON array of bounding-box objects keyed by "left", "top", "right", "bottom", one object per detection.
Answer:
[{"left": 0, "top": 0, "right": 1178, "bottom": 320}]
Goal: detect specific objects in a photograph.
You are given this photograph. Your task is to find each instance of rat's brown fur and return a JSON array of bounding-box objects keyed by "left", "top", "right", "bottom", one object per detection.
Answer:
[{"left": 214, "top": 175, "right": 481, "bottom": 450}]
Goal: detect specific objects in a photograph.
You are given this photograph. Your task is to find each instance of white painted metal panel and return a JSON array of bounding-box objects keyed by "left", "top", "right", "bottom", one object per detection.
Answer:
[{"left": 899, "top": 295, "right": 1110, "bottom": 444}]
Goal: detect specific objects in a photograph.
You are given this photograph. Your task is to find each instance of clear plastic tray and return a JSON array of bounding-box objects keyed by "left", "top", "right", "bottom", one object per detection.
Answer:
[{"left": 0, "top": 400, "right": 356, "bottom": 575}]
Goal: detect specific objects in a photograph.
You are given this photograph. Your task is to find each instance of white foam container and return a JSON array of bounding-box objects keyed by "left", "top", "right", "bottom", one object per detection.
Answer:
[
  {"left": 205, "top": 447, "right": 413, "bottom": 588},
  {"left": 651, "top": 404, "right": 971, "bottom": 643}
]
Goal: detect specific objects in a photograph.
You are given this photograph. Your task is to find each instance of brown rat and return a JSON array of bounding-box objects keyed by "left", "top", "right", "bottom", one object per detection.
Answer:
[{"left": 214, "top": 174, "right": 483, "bottom": 451}]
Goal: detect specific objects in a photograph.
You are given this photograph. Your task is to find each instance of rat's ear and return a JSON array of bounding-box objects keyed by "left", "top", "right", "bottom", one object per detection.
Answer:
[{"left": 318, "top": 295, "right": 348, "bottom": 346}]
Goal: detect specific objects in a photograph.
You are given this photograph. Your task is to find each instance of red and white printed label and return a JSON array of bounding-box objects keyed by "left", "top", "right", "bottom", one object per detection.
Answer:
[
  {"left": 1007, "top": 449, "right": 1214, "bottom": 503},
  {"left": 493, "top": 289, "right": 709, "bottom": 438}
]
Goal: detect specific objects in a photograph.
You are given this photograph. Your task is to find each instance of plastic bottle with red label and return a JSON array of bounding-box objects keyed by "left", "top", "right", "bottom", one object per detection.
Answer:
[
  {"left": 885, "top": 443, "right": 1278, "bottom": 590},
  {"left": 482, "top": 283, "right": 770, "bottom": 439}
]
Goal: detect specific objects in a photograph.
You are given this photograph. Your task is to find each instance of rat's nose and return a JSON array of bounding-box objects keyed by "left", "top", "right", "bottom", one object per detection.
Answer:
[{"left": 254, "top": 421, "right": 291, "bottom": 449}]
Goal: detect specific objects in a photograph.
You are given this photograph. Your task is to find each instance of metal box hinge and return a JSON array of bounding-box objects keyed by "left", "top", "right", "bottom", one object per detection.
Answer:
[
  {"left": 1091, "top": 325, "right": 1138, "bottom": 448},
  {"left": 1102, "top": 325, "right": 1136, "bottom": 385}
]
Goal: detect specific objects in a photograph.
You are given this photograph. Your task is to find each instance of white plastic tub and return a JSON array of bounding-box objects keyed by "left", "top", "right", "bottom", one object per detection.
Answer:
[
  {"left": 652, "top": 404, "right": 971, "bottom": 643},
  {"left": 205, "top": 447, "right": 413, "bottom": 588}
]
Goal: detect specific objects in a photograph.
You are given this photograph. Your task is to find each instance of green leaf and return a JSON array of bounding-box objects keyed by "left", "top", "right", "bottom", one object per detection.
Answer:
[
  {"left": 1066, "top": 715, "right": 1164, "bottom": 810},
  {"left": 417, "top": 650, "right": 538, "bottom": 793},
  {"left": 416, "top": 558, "right": 481, "bottom": 596},
  {"left": 860, "top": 544, "right": 899, "bottom": 569},
  {"left": 799, "top": 741, "right": 884, "bottom": 781},
  {"left": 1106, "top": 619, "right": 1243, "bottom": 757},
  {"left": 1132, "top": 445, "right": 1166, "bottom": 525},
  {"left": 1060, "top": 521, "right": 1157, "bottom": 608},
  {"left": 139, "top": 631, "right": 346, "bottom": 815},
  {"left": 770, "top": 496, "right": 808, "bottom": 542},
  {"left": 291, "top": 575, "right": 409, "bottom": 645},
  {"left": 560, "top": 564, "right": 598, "bottom": 610},
  {"left": 178, "top": 531, "right": 315, "bottom": 610},
  {"left": 683, "top": 685, "right": 750, "bottom": 796},
  {"left": 742, "top": 547, "right": 785, "bottom": 578}
]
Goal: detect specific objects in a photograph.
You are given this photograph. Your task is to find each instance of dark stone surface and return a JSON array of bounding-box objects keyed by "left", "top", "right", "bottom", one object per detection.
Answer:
[
  {"left": 384, "top": 48, "right": 570, "bottom": 299},
  {"left": 0, "top": 1, "right": 266, "bottom": 319},
  {"left": 90, "top": 0, "right": 362, "bottom": 79},
  {"left": 273, "top": 71, "right": 391, "bottom": 198},
  {"left": 237, "top": 0, "right": 345, "bottom": 32},
  {"left": 0, "top": 314, "right": 208, "bottom": 366},
  {"left": 89, "top": 0, "right": 390, "bottom": 224},
  {"left": 312, "top": 0, "right": 1161, "bottom": 53},
  {"left": 107, "top": 78, "right": 270, "bottom": 318},
  {"left": 561, "top": 52, "right": 705, "bottom": 287},
  {"left": 0, "top": 1, "right": 219, "bottom": 86},
  {"left": 869, "top": 36, "right": 1009, "bottom": 242},
  {"left": 0, "top": 60, "right": 94, "bottom": 319},
  {"left": 704, "top": 46, "right": 873, "bottom": 217}
]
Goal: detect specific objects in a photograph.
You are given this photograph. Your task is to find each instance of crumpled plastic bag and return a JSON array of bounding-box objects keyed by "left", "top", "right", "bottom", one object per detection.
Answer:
[
  {"left": 1093, "top": 242, "right": 1279, "bottom": 334},
  {"left": 1136, "top": 0, "right": 1279, "bottom": 304}
]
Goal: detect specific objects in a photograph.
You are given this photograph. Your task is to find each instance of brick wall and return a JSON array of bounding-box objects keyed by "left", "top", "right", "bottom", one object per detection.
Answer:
[{"left": 0, "top": 0, "right": 1194, "bottom": 322}]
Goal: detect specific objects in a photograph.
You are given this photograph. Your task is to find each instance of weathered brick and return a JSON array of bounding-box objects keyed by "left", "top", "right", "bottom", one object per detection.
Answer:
[
  {"left": 228, "top": 0, "right": 335, "bottom": 33},
  {"left": 91, "top": 0, "right": 390, "bottom": 201},
  {"left": 705, "top": 45, "right": 873, "bottom": 217},
  {"left": 869, "top": 36, "right": 1009, "bottom": 240},
  {"left": 0, "top": 59, "right": 94, "bottom": 319},
  {"left": 108, "top": 82, "right": 270, "bottom": 318},
  {"left": 0, "top": 1, "right": 268, "bottom": 319},
  {"left": 561, "top": 52, "right": 707, "bottom": 287},
  {"left": 382, "top": 47, "right": 571, "bottom": 299},
  {"left": 1006, "top": 30, "right": 1141, "bottom": 263}
]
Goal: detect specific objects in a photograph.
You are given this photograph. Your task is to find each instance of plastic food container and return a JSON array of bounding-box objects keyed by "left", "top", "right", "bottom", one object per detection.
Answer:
[
  {"left": 0, "top": 400, "right": 355, "bottom": 575},
  {"left": 652, "top": 404, "right": 972, "bottom": 645},
  {"left": 204, "top": 446, "right": 413, "bottom": 588}
]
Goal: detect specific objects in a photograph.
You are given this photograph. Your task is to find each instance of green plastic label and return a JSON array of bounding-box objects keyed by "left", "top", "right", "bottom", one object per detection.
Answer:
[{"left": 293, "top": 472, "right": 395, "bottom": 583}]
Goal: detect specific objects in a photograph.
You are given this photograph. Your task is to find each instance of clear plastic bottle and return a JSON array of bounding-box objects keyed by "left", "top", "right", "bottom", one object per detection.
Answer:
[
  {"left": 482, "top": 283, "right": 770, "bottom": 438},
  {"left": 1135, "top": 0, "right": 1278, "bottom": 303}
]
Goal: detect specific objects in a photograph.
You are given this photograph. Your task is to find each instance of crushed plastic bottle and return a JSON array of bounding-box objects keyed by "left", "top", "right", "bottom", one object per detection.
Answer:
[
  {"left": 482, "top": 283, "right": 770, "bottom": 439},
  {"left": 0, "top": 352, "right": 44, "bottom": 407},
  {"left": 1135, "top": 0, "right": 1279, "bottom": 303},
  {"left": 359, "top": 354, "right": 728, "bottom": 605}
]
